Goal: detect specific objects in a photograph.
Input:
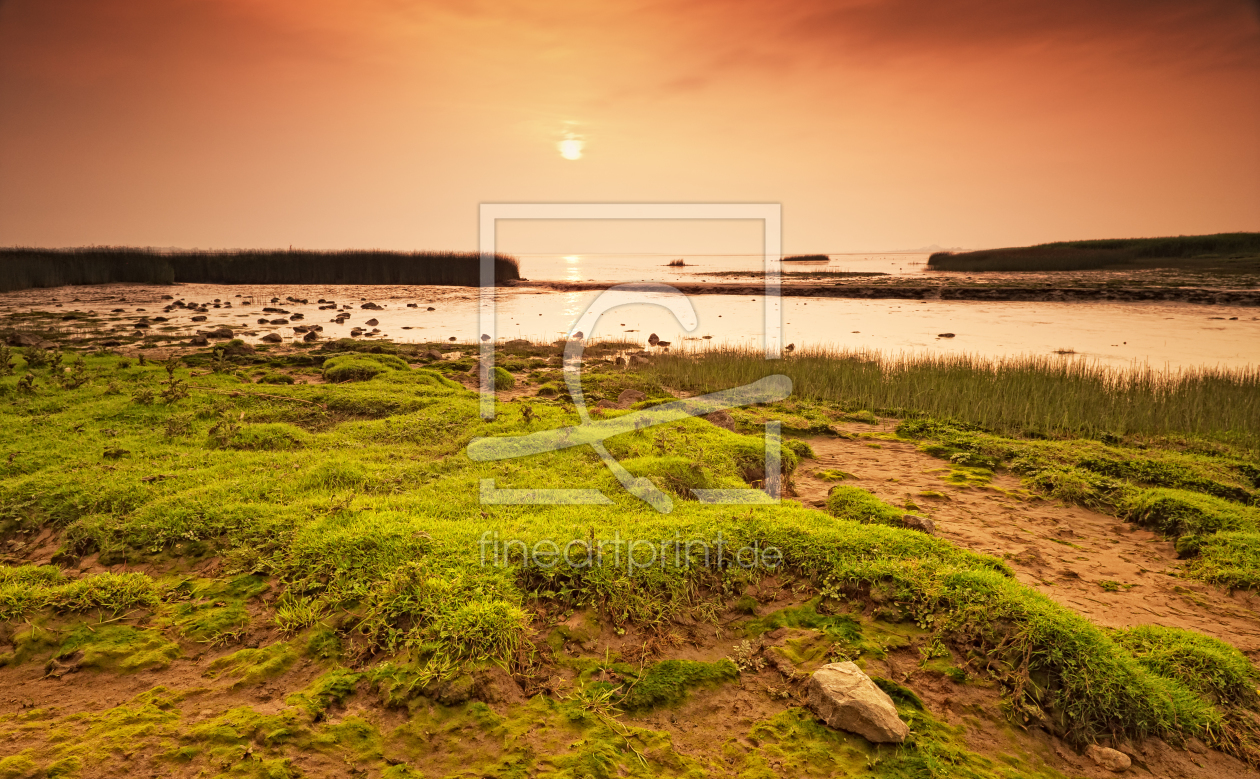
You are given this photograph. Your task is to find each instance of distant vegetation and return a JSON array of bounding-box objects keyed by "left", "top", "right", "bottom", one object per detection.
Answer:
[
  {"left": 928, "top": 233, "right": 1260, "bottom": 272},
  {"left": 645, "top": 345, "right": 1260, "bottom": 449},
  {"left": 0, "top": 247, "right": 521, "bottom": 292},
  {"left": 782, "top": 254, "right": 831, "bottom": 262}
]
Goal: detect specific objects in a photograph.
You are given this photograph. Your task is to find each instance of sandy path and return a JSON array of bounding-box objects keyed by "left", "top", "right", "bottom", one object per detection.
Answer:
[{"left": 792, "top": 429, "right": 1260, "bottom": 657}]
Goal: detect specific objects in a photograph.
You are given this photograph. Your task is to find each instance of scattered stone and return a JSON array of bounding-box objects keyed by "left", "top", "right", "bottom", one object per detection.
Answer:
[
  {"left": 937, "top": 333, "right": 956, "bottom": 338},
  {"left": 191, "top": 315, "right": 207, "bottom": 322},
  {"left": 648, "top": 332, "right": 660, "bottom": 346},
  {"left": 189, "top": 335, "right": 209, "bottom": 346},
  {"left": 209, "top": 327, "right": 233, "bottom": 339},
  {"left": 303, "top": 331, "right": 318, "bottom": 342},
  {"left": 270, "top": 318, "right": 289, "bottom": 325},
  {"left": 289, "top": 313, "right": 304, "bottom": 320},
  {"left": 261, "top": 333, "right": 283, "bottom": 343},
  {"left": 1085, "top": 745, "right": 1131, "bottom": 772},
  {"left": 806, "top": 662, "right": 909, "bottom": 744},
  {"left": 366, "top": 318, "right": 379, "bottom": 326},
  {"left": 361, "top": 302, "right": 382, "bottom": 310},
  {"left": 422, "top": 349, "right": 443, "bottom": 361},
  {"left": 616, "top": 389, "right": 646, "bottom": 407},
  {"left": 900, "top": 515, "right": 935, "bottom": 534},
  {"left": 133, "top": 322, "right": 150, "bottom": 329},
  {"left": 427, "top": 306, "right": 436, "bottom": 311}
]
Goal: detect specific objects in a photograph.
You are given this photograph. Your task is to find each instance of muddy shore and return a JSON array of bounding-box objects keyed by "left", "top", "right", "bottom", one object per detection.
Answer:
[{"left": 516, "top": 279, "right": 1260, "bottom": 305}]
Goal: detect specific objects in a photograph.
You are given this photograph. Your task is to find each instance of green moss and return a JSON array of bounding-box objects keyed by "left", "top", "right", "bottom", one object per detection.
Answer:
[
  {"left": 813, "top": 469, "right": 854, "bottom": 482},
  {"left": 491, "top": 365, "right": 514, "bottom": 390},
  {"left": 287, "top": 668, "right": 363, "bottom": 716},
  {"left": 322, "top": 353, "right": 410, "bottom": 383},
  {"left": 209, "top": 642, "right": 300, "bottom": 686},
  {"left": 1115, "top": 487, "right": 1260, "bottom": 537},
  {"left": 1112, "top": 625, "right": 1260, "bottom": 706},
  {"left": 224, "top": 422, "right": 311, "bottom": 451},
  {"left": 56, "top": 624, "right": 181, "bottom": 672},
  {"left": 825, "top": 486, "right": 905, "bottom": 527},
  {"left": 1185, "top": 531, "right": 1260, "bottom": 588},
  {"left": 256, "top": 371, "right": 296, "bottom": 385},
  {"left": 619, "top": 659, "right": 739, "bottom": 710}
]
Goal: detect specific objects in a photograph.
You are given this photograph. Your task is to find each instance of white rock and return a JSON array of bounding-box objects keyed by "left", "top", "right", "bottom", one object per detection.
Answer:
[{"left": 807, "top": 662, "right": 909, "bottom": 743}]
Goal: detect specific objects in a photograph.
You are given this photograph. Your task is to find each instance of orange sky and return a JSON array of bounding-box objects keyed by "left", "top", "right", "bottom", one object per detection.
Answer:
[{"left": 1, "top": 0, "right": 1257, "bottom": 253}]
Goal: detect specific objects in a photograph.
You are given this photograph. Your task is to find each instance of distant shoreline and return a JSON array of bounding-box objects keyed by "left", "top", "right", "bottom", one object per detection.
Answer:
[{"left": 513, "top": 279, "right": 1260, "bottom": 306}]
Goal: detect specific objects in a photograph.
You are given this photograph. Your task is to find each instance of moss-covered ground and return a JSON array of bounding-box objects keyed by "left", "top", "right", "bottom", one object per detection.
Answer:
[{"left": 1, "top": 339, "right": 1257, "bottom": 777}]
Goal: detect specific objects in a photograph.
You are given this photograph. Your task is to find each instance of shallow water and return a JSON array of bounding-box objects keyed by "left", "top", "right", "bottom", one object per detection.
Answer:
[{"left": 3, "top": 282, "right": 1257, "bottom": 370}]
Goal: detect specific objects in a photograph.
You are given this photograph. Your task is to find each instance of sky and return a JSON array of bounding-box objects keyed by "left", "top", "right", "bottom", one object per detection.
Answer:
[{"left": 1, "top": 0, "right": 1258, "bottom": 255}]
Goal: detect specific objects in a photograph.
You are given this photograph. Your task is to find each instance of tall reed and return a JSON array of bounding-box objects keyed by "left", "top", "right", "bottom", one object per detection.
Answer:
[
  {"left": 0, "top": 247, "right": 520, "bottom": 292},
  {"left": 646, "top": 345, "right": 1260, "bottom": 449}
]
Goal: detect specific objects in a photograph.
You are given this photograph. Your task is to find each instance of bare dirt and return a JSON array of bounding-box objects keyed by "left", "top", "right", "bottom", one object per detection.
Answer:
[{"left": 792, "top": 425, "right": 1260, "bottom": 659}]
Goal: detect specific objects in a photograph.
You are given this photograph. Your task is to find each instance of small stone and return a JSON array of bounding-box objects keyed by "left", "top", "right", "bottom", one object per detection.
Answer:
[
  {"left": 209, "top": 327, "right": 233, "bottom": 339},
  {"left": 303, "top": 331, "right": 318, "bottom": 342},
  {"left": 261, "top": 333, "right": 283, "bottom": 343},
  {"left": 422, "top": 349, "right": 443, "bottom": 361},
  {"left": 191, "top": 315, "right": 207, "bottom": 322},
  {"left": 1085, "top": 745, "right": 1130, "bottom": 772},
  {"left": 189, "top": 335, "right": 209, "bottom": 346},
  {"left": 901, "top": 515, "right": 935, "bottom": 534},
  {"left": 807, "top": 662, "right": 909, "bottom": 743},
  {"left": 937, "top": 333, "right": 956, "bottom": 338},
  {"left": 366, "top": 318, "right": 379, "bottom": 326},
  {"left": 616, "top": 389, "right": 646, "bottom": 407}
]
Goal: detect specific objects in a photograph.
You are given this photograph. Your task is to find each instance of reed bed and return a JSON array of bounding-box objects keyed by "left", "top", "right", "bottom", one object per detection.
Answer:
[
  {"left": 0, "top": 247, "right": 520, "bottom": 292},
  {"left": 645, "top": 345, "right": 1260, "bottom": 449},
  {"left": 929, "top": 232, "right": 1260, "bottom": 272}
]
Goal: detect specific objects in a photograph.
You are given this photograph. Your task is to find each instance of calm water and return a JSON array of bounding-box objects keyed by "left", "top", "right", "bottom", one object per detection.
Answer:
[
  {"left": 513, "top": 253, "right": 932, "bottom": 281},
  {"left": 3, "top": 280, "right": 1257, "bottom": 370}
]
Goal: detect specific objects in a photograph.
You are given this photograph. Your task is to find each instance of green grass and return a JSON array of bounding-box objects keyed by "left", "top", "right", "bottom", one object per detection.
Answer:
[
  {"left": 825, "top": 486, "right": 906, "bottom": 527},
  {"left": 1, "top": 349, "right": 1258, "bottom": 764},
  {"left": 643, "top": 346, "right": 1260, "bottom": 450},
  {"left": 928, "top": 232, "right": 1260, "bottom": 272}
]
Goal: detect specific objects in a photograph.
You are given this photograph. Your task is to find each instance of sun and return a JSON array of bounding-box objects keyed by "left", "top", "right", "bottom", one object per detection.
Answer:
[{"left": 558, "top": 137, "right": 584, "bottom": 160}]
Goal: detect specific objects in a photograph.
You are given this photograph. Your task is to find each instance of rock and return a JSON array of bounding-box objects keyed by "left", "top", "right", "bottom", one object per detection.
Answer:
[
  {"left": 422, "top": 349, "right": 443, "bottom": 361},
  {"left": 289, "top": 313, "right": 304, "bottom": 320},
  {"left": 303, "top": 331, "right": 318, "bottom": 342},
  {"left": 261, "top": 333, "right": 283, "bottom": 343},
  {"left": 361, "top": 302, "right": 382, "bottom": 310},
  {"left": 806, "top": 662, "right": 909, "bottom": 743},
  {"left": 191, "top": 315, "right": 207, "bottom": 322},
  {"left": 900, "top": 515, "right": 935, "bottom": 534},
  {"left": 7, "top": 333, "right": 42, "bottom": 347},
  {"left": 406, "top": 303, "right": 418, "bottom": 308},
  {"left": 937, "top": 333, "right": 955, "bottom": 338},
  {"left": 648, "top": 332, "right": 660, "bottom": 346},
  {"left": 133, "top": 321, "right": 150, "bottom": 329},
  {"left": 630, "top": 355, "right": 651, "bottom": 366},
  {"left": 209, "top": 327, "right": 233, "bottom": 339},
  {"left": 270, "top": 318, "right": 289, "bottom": 325},
  {"left": 1085, "top": 745, "right": 1131, "bottom": 772},
  {"left": 427, "top": 307, "right": 435, "bottom": 311},
  {"left": 616, "top": 389, "right": 646, "bottom": 407},
  {"left": 365, "top": 318, "right": 379, "bottom": 326},
  {"left": 189, "top": 335, "right": 209, "bottom": 346}
]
